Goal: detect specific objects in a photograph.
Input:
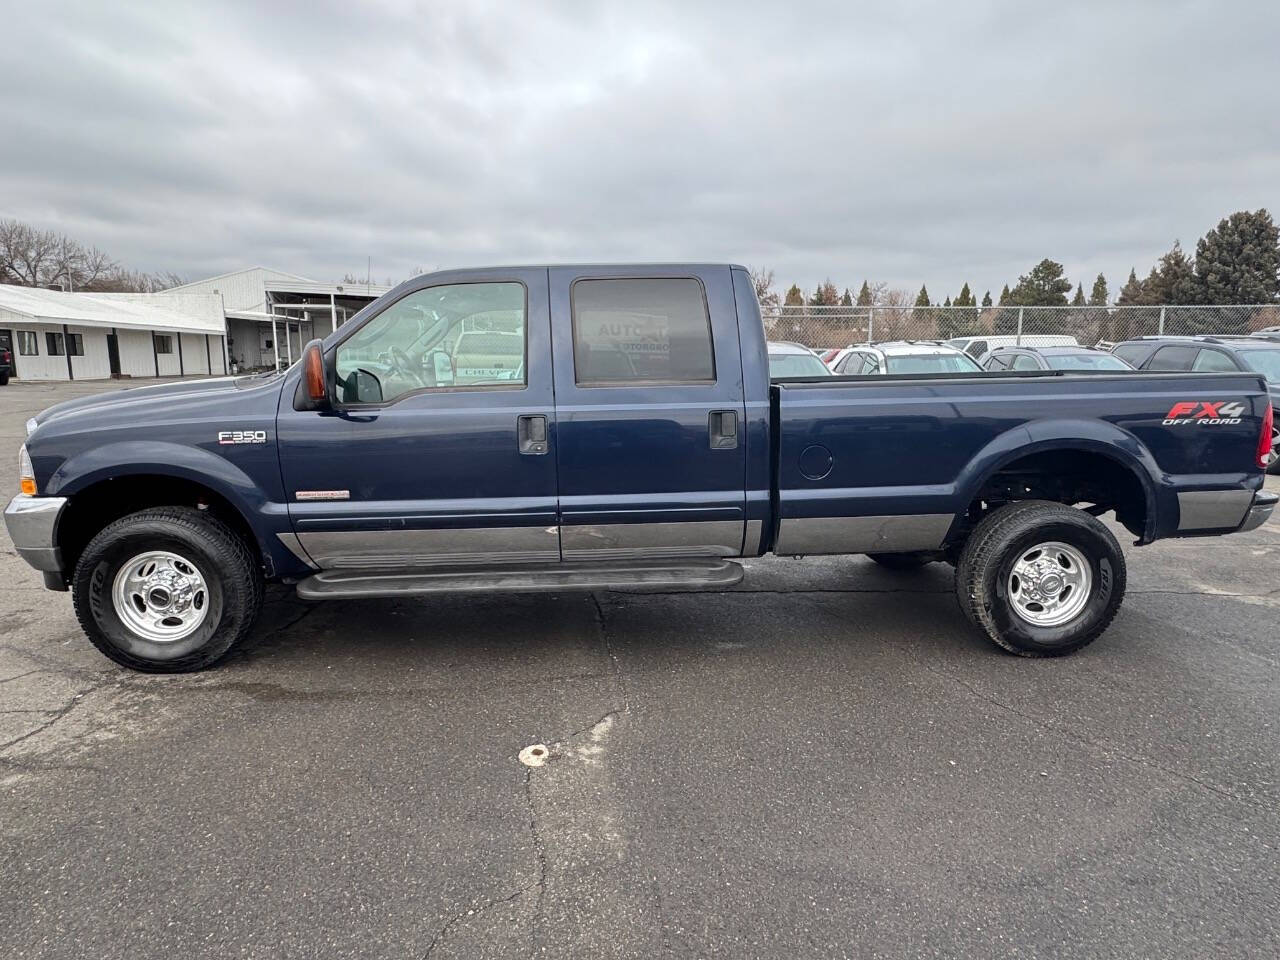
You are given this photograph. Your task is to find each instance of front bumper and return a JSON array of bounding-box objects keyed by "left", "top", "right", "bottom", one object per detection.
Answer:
[
  {"left": 3, "top": 494, "right": 68, "bottom": 573},
  {"left": 1239, "top": 490, "right": 1278, "bottom": 533}
]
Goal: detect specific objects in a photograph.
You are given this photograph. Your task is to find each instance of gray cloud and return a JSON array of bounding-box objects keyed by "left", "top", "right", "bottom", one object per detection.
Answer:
[{"left": 3, "top": 0, "right": 1277, "bottom": 298}]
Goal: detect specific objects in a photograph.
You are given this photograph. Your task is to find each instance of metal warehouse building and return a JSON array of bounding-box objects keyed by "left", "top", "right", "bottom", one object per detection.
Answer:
[
  {"left": 0, "top": 285, "right": 228, "bottom": 380},
  {"left": 167, "top": 267, "right": 390, "bottom": 373}
]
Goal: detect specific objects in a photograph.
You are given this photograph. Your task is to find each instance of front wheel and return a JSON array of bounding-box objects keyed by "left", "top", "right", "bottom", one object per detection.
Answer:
[
  {"left": 72, "top": 508, "right": 263, "bottom": 672},
  {"left": 955, "top": 500, "right": 1126, "bottom": 657}
]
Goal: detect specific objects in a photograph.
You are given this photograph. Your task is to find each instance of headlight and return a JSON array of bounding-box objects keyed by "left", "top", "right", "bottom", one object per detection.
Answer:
[
  {"left": 19, "top": 444, "right": 35, "bottom": 496},
  {"left": 25, "top": 417, "right": 38, "bottom": 438}
]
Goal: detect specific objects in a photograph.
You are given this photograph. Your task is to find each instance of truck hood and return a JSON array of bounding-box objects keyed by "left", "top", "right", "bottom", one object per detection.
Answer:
[{"left": 32, "top": 373, "right": 283, "bottom": 432}]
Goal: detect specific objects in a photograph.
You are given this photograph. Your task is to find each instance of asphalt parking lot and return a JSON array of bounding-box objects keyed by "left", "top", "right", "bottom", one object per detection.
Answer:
[{"left": 2, "top": 378, "right": 1279, "bottom": 959}]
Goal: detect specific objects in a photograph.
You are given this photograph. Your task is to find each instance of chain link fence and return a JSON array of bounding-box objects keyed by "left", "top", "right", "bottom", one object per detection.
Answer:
[{"left": 762, "top": 304, "right": 1280, "bottom": 352}]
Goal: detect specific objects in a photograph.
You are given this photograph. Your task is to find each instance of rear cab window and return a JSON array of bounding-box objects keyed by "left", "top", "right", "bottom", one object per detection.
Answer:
[{"left": 571, "top": 278, "right": 715, "bottom": 384}]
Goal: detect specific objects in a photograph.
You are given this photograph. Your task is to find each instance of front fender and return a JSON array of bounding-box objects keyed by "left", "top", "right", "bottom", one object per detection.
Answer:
[
  {"left": 954, "top": 419, "right": 1164, "bottom": 543},
  {"left": 46, "top": 440, "right": 294, "bottom": 571}
]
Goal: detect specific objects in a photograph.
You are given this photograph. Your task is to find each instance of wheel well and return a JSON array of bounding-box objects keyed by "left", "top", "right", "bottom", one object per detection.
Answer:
[
  {"left": 57, "top": 475, "right": 262, "bottom": 579},
  {"left": 960, "top": 449, "right": 1149, "bottom": 542}
]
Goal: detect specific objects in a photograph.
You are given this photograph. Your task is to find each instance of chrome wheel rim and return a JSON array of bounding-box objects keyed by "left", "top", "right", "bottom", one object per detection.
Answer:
[
  {"left": 111, "top": 551, "right": 210, "bottom": 642},
  {"left": 1007, "top": 541, "right": 1091, "bottom": 627}
]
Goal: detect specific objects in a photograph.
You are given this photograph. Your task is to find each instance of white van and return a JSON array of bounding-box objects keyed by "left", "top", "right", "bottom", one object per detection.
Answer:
[{"left": 945, "top": 334, "right": 1078, "bottom": 359}]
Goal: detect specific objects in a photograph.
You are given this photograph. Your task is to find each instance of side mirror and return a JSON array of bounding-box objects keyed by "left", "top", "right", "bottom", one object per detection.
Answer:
[{"left": 293, "top": 339, "right": 331, "bottom": 411}]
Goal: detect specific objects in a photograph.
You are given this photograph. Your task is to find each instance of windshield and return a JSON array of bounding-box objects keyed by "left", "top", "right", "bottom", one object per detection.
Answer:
[
  {"left": 1045, "top": 353, "right": 1131, "bottom": 372},
  {"left": 769, "top": 352, "right": 830, "bottom": 377},
  {"left": 885, "top": 353, "right": 981, "bottom": 374},
  {"left": 1237, "top": 349, "right": 1280, "bottom": 384}
]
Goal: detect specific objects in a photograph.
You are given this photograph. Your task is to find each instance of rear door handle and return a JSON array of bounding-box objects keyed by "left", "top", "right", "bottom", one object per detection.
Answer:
[
  {"left": 518, "top": 414, "right": 548, "bottom": 455},
  {"left": 708, "top": 410, "right": 738, "bottom": 450}
]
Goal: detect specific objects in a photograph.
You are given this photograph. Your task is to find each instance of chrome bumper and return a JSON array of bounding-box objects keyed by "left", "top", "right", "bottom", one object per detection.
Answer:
[
  {"left": 3, "top": 494, "right": 68, "bottom": 573},
  {"left": 1239, "top": 491, "right": 1278, "bottom": 533}
]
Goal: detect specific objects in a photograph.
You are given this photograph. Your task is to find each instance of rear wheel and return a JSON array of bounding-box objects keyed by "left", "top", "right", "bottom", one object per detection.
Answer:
[
  {"left": 72, "top": 507, "right": 263, "bottom": 672},
  {"left": 955, "top": 500, "right": 1125, "bottom": 657},
  {"left": 0, "top": 372, "right": 9, "bottom": 386}
]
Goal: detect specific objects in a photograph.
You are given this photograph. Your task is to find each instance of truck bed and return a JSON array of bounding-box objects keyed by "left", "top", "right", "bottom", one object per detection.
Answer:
[{"left": 768, "top": 370, "right": 1269, "bottom": 554}]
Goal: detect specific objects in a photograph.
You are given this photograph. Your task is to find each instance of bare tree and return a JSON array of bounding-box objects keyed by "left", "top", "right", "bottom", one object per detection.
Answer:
[
  {"left": 749, "top": 266, "right": 781, "bottom": 310},
  {"left": 0, "top": 217, "right": 180, "bottom": 292}
]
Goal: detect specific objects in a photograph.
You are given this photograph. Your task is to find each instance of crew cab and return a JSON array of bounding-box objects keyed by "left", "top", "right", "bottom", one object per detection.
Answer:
[{"left": 6, "top": 264, "right": 1276, "bottom": 671}]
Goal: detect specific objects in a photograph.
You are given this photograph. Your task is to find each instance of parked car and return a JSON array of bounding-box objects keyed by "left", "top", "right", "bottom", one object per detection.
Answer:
[
  {"left": 6, "top": 264, "right": 1274, "bottom": 672},
  {"left": 1112, "top": 334, "right": 1280, "bottom": 471},
  {"left": 828, "top": 341, "right": 982, "bottom": 375},
  {"left": 0, "top": 344, "right": 11, "bottom": 385},
  {"left": 768, "top": 341, "right": 832, "bottom": 377},
  {"left": 946, "top": 334, "right": 1079, "bottom": 359},
  {"left": 981, "top": 345, "right": 1134, "bottom": 373}
]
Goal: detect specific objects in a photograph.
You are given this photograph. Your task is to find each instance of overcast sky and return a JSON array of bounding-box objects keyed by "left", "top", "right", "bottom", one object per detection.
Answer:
[{"left": 2, "top": 1, "right": 1277, "bottom": 298}]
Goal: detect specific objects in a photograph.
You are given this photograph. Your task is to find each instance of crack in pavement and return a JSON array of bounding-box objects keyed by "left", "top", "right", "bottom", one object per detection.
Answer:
[{"left": 420, "top": 883, "right": 532, "bottom": 959}]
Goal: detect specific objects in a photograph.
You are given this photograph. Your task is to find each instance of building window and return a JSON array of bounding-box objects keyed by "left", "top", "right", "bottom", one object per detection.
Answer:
[
  {"left": 67, "top": 333, "right": 84, "bottom": 357},
  {"left": 17, "top": 331, "right": 38, "bottom": 356},
  {"left": 571, "top": 278, "right": 715, "bottom": 385},
  {"left": 46, "top": 332, "right": 65, "bottom": 356},
  {"left": 155, "top": 334, "right": 174, "bottom": 354}
]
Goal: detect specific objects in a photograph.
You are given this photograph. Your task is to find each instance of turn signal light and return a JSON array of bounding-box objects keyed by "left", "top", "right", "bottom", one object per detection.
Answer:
[
  {"left": 1259, "top": 404, "right": 1275, "bottom": 470},
  {"left": 19, "top": 444, "right": 36, "bottom": 495},
  {"left": 304, "top": 342, "right": 325, "bottom": 402}
]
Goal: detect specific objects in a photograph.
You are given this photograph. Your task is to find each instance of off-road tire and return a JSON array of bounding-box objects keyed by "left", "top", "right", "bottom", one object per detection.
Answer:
[
  {"left": 866, "top": 552, "right": 934, "bottom": 570},
  {"left": 955, "top": 500, "right": 1126, "bottom": 657},
  {"left": 72, "top": 507, "right": 263, "bottom": 672}
]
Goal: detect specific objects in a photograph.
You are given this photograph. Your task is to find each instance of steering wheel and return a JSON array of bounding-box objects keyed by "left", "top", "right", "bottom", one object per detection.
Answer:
[{"left": 382, "top": 345, "right": 427, "bottom": 386}]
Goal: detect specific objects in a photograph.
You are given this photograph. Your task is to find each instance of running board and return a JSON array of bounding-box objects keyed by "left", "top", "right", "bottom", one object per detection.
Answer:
[{"left": 295, "top": 558, "right": 744, "bottom": 600}]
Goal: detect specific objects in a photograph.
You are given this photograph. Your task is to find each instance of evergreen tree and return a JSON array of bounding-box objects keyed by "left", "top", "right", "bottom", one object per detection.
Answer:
[
  {"left": 1071, "top": 283, "right": 1086, "bottom": 307},
  {"left": 1112, "top": 268, "right": 1153, "bottom": 341},
  {"left": 981, "top": 290, "right": 993, "bottom": 308},
  {"left": 998, "top": 284, "right": 1011, "bottom": 306},
  {"left": 943, "top": 295, "right": 952, "bottom": 307},
  {"left": 1089, "top": 273, "right": 1108, "bottom": 306},
  {"left": 840, "top": 288, "right": 854, "bottom": 307},
  {"left": 855, "top": 280, "right": 873, "bottom": 306},
  {"left": 914, "top": 285, "right": 930, "bottom": 307},
  {"left": 1194, "top": 209, "right": 1280, "bottom": 304},
  {"left": 1150, "top": 241, "right": 1199, "bottom": 305},
  {"left": 1085, "top": 273, "right": 1110, "bottom": 343},
  {"left": 784, "top": 284, "right": 804, "bottom": 307},
  {"left": 1007, "top": 259, "right": 1073, "bottom": 306},
  {"left": 809, "top": 279, "right": 840, "bottom": 306}
]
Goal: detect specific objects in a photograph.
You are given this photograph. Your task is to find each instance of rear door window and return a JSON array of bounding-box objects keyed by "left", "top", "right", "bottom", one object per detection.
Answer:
[
  {"left": 984, "top": 354, "right": 1009, "bottom": 370},
  {"left": 1010, "top": 354, "right": 1041, "bottom": 371},
  {"left": 1146, "top": 345, "right": 1197, "bottom": 371},
  {"left": 571, "top": 278, "right": 715, "bottom": 384},
  {"left": 1191, "top": 349, "right": 1239, "bottom": 372}
]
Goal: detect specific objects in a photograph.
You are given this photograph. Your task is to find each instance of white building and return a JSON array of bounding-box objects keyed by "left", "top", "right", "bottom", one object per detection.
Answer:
[
  {"left": 0, "top": 285, "right": 228, "bottom": 381},
  {"left": 167, "top": 267, "right": 391, "bottom": 372}
]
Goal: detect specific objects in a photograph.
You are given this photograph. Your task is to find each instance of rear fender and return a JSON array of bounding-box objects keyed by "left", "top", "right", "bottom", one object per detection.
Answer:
[{"left": 954, "top": 419, "right": 1163, "bottom": 543}]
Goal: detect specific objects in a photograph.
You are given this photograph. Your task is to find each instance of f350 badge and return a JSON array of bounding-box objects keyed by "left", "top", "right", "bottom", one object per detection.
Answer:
[{"left": 217, "top": 429, "right": 268, "bottom": 445}]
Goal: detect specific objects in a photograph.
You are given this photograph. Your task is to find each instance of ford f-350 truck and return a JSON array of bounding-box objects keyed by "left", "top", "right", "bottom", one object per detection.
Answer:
[{"left": 6, "top": 264, "right": 1276, "bottom": 671}]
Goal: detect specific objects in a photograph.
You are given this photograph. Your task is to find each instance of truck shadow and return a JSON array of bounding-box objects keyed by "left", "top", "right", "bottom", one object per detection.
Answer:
[{"left": 232, "top": 559, "right": 992, "bottom": 674}]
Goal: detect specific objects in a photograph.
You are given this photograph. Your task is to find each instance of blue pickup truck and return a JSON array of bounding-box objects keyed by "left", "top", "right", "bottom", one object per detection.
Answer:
[{"left": 6, "top": 264, "right": 1276, "bottom": 671}]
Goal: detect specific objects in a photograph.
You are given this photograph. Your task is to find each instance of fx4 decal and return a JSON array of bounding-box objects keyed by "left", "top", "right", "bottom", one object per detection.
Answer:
[{"left": 1162, "top": 401, "right": 1246, "bottom": 426}]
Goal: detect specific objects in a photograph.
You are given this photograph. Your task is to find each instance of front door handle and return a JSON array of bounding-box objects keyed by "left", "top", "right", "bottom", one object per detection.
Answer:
[
  {"left": 518, "top": 414, "right": 549, "bottom": 455},
  {"left": 708, "top": 410, "right": 738, "bottom": 450}
]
